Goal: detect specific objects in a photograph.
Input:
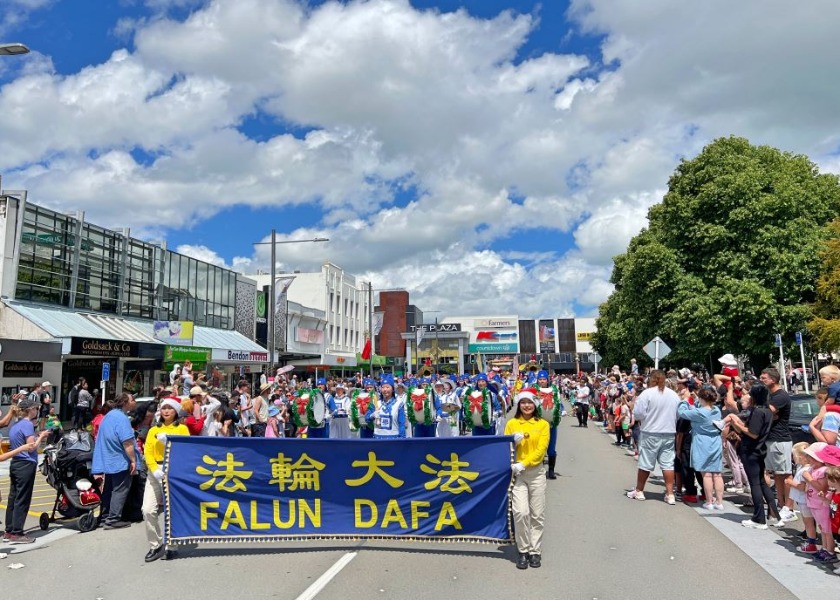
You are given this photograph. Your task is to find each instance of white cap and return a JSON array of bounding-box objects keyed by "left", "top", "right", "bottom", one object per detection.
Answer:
[{"left": 718, "top": 353, "right": 738, "bottom": 366}]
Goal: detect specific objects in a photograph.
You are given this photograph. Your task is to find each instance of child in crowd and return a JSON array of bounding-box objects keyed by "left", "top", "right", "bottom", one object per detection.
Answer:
[
  {"left": 826, "top": 466, "right": 840, "bottom": 575},
  {"left": 787, "top": 442, "right": 818, "bottom": 552},
  {"left": 802, "top": 443, "right": 838, "bottom": 562}
]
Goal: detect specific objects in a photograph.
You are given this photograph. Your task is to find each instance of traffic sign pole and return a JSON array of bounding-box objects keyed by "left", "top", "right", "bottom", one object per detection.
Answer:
[
  {"left": 797, "top": 331, "right": 809, "bottom": 394},
  {"left": 778, "top": 338, "right": 788, "bottom": 392}
]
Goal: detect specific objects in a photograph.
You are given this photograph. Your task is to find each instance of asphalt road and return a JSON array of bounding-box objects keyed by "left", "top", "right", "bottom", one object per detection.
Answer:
[{"left": 1, "top": 422, "right": 835, "bottom": 599}]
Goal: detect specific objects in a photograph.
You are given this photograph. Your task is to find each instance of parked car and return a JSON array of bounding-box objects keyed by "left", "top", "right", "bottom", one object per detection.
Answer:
[{"left": 788, "top": 393, "right": 818, "bottom": 445}]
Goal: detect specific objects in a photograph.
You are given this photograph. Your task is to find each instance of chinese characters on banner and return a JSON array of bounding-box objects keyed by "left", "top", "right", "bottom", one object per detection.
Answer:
[{"left": 164, "top": 437, "right": 514, "bottom": 545}]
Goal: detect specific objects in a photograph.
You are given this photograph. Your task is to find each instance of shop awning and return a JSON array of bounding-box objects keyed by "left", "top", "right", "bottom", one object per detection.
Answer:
[{"left": 3, "top": 300, "right": 267, "bottom": 355}]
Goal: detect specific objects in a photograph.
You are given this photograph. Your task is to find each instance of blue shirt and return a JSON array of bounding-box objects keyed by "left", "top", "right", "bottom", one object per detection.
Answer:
[
  {"left": 92, "top": 410, "right": 136, "bottom": 474},
  {"left": 9, "top": 419, "right": 37, "bottom": 463},
  {"left": 829, "top": 381, "right": 840, "bottom": 402}
]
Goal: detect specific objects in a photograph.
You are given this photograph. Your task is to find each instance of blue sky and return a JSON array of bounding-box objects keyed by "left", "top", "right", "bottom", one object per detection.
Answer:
[{"left": 1, "top": 1, "right": 837, "bottom": 317}]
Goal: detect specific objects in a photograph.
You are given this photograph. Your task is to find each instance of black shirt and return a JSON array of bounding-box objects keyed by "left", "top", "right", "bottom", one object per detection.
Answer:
[
  {"left": 766, "top": 388, "right": 791, "bottom": 443},
  {"left": 740, "top": 407, "right": 773, "bottom": 458}
]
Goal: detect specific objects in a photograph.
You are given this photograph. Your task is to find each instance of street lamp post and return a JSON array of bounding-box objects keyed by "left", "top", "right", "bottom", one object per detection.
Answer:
[
  {"left": 0, "top": 43, "right": 30, "bottom": 56},
  {"left": 253, "top": 232, "right": 328, "bottom": 372}
]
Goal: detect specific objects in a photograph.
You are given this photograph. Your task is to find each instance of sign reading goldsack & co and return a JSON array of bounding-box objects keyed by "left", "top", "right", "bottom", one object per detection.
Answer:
[{"left": 70, "top": 338, "right": 140, "bottom": 358}]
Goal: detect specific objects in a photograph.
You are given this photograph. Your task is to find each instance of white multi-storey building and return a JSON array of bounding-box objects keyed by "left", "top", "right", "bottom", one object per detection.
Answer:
[{"left": 249, "top": 262, "right": 370, "bottom": 368}]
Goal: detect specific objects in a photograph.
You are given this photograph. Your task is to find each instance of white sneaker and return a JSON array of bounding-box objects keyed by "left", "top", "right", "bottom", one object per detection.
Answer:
[
  {"left": 713, "top": 503, "right": 725, "bottom": 511},
  {"left": 626, "top": 489, "right": 646, "bottom": 501},
  {"left": 779, "top": 507, "right": 795, "bottom": 520},
  {"left": 665, "top": 494, "right": 676, "bottom": 505},
  {"left": 725, "top": 485, "right": 744, "bottom": 493},
  {"left": 741, "top": 519, "right": 768, "bottom": 530},
  {"left": 702, "top": 502, "right": 715, "bottom": 510}
]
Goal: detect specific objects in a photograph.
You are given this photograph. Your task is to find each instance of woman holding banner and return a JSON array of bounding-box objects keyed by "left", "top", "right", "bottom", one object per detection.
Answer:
[{"left": 505, "top": 388, "right": 549, "bottom": 570}]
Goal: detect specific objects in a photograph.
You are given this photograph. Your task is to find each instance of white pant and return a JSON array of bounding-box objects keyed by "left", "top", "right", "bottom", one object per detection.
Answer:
[
  {"left": 511, "top": 465, "right": 546, "bottom": 555},
  {"left": 142, "top": 475, "right": 164, "bottom": 549}
]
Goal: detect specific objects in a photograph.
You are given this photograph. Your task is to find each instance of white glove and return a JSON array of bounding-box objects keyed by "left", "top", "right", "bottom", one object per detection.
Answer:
[
  {"left": 511, "top": 462, "right": 525, "bottom": 475},
  {"left": 325, "top": 413, "right": 332, "bottom": 422},
  {"left": 153, "top": 469, "right": 164, "bottom": 481},
  {"left": 371, "top": 410, "right": 381, "bottom": 419},
  {"left": 156, "top": 433, "right": 167, "bottom": 444},
  {"left": 513, "top": 432, "right": 524, "bottom": 445}
]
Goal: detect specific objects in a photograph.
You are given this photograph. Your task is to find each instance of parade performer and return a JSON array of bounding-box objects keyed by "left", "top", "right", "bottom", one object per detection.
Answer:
[
  {"left": 329, "top": 383, "right": 352, "bottom": 439},
  {"left": 408, "top": 381, "right": 441, "bottom": 438},
  {"left": 395, "top": 380, "right": 412, "bottom": 438},
  {"left": 505, "top": 388, "right": 549, "bottom": 570},
  {"left": 464, "top": 374, "right": 502, "bottom": 436},
  {"left": 350, "top": 379, "right": 378, "bottom": 439},
  {"left": 534, "top": 370, "right": 562, "bottom": 479},
  {"left": 308, "top": 378, "right": 336, "bottom": 439},
  {"left": 437, "top": 378, "right": 461, "bottom": 437},
  {"left": 369, "top": 375, "right": 405, "bottom": 438}
]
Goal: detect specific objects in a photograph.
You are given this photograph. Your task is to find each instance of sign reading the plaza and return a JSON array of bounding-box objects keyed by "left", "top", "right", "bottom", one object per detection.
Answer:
[
  {"left": 153, "top": 320, "right": 194, "bottom": 345},
  {"left": 2, "top": 361, "right": 43, "bottom": 378},
  {"left": 211, "top": 349, "right": 269, "bottom": 363},
  {"left": 165, "top": 345, "right": 212, "bottom": 363},
  {"left": 71, "top": 338, "right": 139, "bottom": 358},
  {"left": 407, "top": 323, "right": 462, "bottom": 333},
  {"left": 473, "top": 318, "right": 516, "bottom": 329},
  {"left": 163, "top": 436, "right": 513, "bottom": 545}
]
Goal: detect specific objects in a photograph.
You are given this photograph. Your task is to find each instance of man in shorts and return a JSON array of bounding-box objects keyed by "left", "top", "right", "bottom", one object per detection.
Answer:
[{"left": 760, "top": 367, "right": 793, "bottom": 519}]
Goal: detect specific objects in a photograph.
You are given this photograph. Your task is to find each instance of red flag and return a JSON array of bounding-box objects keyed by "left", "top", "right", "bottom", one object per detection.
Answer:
[{"left": 361, "top": 338, "right": 372, "bottom": 360}]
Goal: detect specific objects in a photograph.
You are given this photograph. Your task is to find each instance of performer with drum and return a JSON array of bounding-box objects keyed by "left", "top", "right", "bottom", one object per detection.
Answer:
[
  {"left": 369, "top": 375, "right": 405, "bottom": 438},
  {"left": 464, "top": 374, "right": 502, "bottom": 436},
  {"left": 329, "top": 383, "right": 352, "bottom": 439},
  {"left": 437, "top": 378, "right": 461, "bottom": 437},
  {"left": 308, "top": 378, "right": 336, "bottom": 439},
  {"left": 409, "top": 381, "right": 441, "bottom": 438},
  {"left": 351, "top": 379, "right": 378, "bottom": 439},
  {"left": 535, "top": 370, "right": 562, "bottom": 479},
  {"left": 290, "top": 388, "right": 328, "bottom": 437}
]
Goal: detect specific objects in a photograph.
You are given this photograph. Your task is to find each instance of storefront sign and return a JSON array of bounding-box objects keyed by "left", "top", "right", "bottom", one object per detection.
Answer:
[
  {"left": 64, "top": 358, "right": 107, "bottom": 369},
  {"left": 473, "top": 318, "right": 516, "bottom": 329},
  {"left": 0, "top": 339, "right": 62, "bottom": 362},
  {"left": 2, "top": 361, "right": 43, "bottom": 378},
  {"left": 407, "top": 323, "right": 462, "bottom": 333},
  {"left": 539, "top": 319, "right": 556, "bottom": 353},
  {"left": 321, "top": 354, "right": 358, "bottom": 367},
  {"left": 211, "top": 349, "right": 269, "bottom": 363},
  {"left": 576, "top": 332, "right": 593, "bottom": 341},
  {"left": 70, "top": 338, "right": 139, "bottom": 358},
  {"left": 153, "top": 321, "right": 195, "bottom": 345},
  {"left": 468, "top": 343, "right": 518, "bottom": 353},
  {"left": 165, "top": 345, "right": 212, "bottom": 363},
  {"left": 295, "top": 327, "right": 324, "bottom": 344}
]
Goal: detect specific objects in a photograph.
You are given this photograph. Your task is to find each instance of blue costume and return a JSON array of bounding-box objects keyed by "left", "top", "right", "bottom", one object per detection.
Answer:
[
  {"left": 535, "top": 371, "right": 561, "bottom": 479},
  {"left": 369, "top": 382, "right": 406, "bottom": 439},
  {"left": 466, "top": 374, "right": 502, "bottom": 436}
]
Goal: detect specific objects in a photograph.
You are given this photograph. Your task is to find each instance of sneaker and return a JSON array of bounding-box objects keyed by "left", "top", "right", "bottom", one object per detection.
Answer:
[
  {"left": 815, "top": 549, "right": 838, "bottom": 563},
  {"left": 6, "top": 534, "right": 36, "bottom": 544},
  {"left": 665, "top": 494, "right": 676, "bottom": 505},
  {"left": 528, "top": 553, "right": 541, "bottom": 568},
  {"left": 674, "top": 491, "right": 683, "bottom": 501},
  {"left": 725, "top": 485, "right": 744, "bottom": 494},
  {"left": 626, "top": 489, "right": 646, "bottom": 501},
  {"left": 779, "top": 507, "right": 795, "bottom": 521},
  {"left": 797, "top": 543, "right": 819, "bottom": 554},
  {"left": 103, "top": 520, "right": 131, "bottom": 530},
  {"left": 144, "top": 545, "right": 166, "bottom": 563},
  {"left": 741, "top": 519, "right": 768, "bottom": 530},
  {"left": 702, "top": 502, "right": 715, "bottom": 510},
  {"left": 1, "top": 531, "right": 10, "bottom": 542},
  {"left": 683, "top": 494, "right": 698, "bottom": 503},
  {"left": 713, "top": 503, "right": 725, "bottom": 511},
  {"left": 771, "top": 518, "right": 788, "bottom": 528}
]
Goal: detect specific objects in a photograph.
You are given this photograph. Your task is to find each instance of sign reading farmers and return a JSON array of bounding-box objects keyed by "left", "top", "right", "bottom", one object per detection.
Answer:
[{"left": 163, "top": 436, "right": 513, "bottom": 545}]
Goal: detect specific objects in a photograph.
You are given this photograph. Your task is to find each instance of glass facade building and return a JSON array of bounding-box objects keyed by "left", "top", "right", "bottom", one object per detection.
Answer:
[{"left": 13, "top": 202, "right": 236, "bottom": 328}]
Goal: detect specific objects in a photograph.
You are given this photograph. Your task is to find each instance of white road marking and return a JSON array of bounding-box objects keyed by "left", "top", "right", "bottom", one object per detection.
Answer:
[{"left": 294, "top": 551, "right": 357, "bottom": 600}]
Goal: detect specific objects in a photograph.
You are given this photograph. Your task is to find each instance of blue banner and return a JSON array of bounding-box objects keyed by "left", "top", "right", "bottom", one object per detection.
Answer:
[{"left": 163, "top": 437, "right": 514, "bottom": 545}]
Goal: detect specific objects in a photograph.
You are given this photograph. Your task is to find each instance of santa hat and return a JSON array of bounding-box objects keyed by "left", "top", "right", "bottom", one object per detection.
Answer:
[
  {"left": 160, "top": 397, "right": 182, "bottom": 414},
  {"left": 514, "top": 388, "right": 537, "bottom": 411}
]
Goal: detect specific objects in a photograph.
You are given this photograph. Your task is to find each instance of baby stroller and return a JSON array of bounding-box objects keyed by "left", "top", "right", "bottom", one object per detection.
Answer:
[{"left": 39, "top": 428, "right": 101, "bottom": 532}]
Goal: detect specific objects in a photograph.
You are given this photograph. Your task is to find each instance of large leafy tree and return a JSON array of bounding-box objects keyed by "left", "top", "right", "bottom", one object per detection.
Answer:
[
  {"left": 593, "top": 136, "right": 840, "bottom": 369},
  {"left": 809, "top": 219, "right": 840, "bottom": 353}
]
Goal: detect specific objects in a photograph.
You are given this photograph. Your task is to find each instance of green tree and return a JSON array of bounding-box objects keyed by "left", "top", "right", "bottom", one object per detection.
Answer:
[
  {"left": 593, "top": 136, "right": 840, "bottom": 369},
  {"left": 809, "top": 219, "right": 840, "bottom": 353}
]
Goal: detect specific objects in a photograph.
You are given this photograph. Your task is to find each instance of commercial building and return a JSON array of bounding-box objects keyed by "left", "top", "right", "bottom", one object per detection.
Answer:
[
  {"left": 248, "top": 262, "right": 370, "bottom": 371},
  {"left": 0, "top": 189, "right": 265, "bottom": 415}
]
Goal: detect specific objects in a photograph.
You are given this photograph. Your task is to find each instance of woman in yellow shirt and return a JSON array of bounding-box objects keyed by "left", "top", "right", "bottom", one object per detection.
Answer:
[
  {"left": 504, "top": 388, "right": 550, "bottom": 570},
  {"left": 142, "top": 397, "right": 190, "bottom": 562}
]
